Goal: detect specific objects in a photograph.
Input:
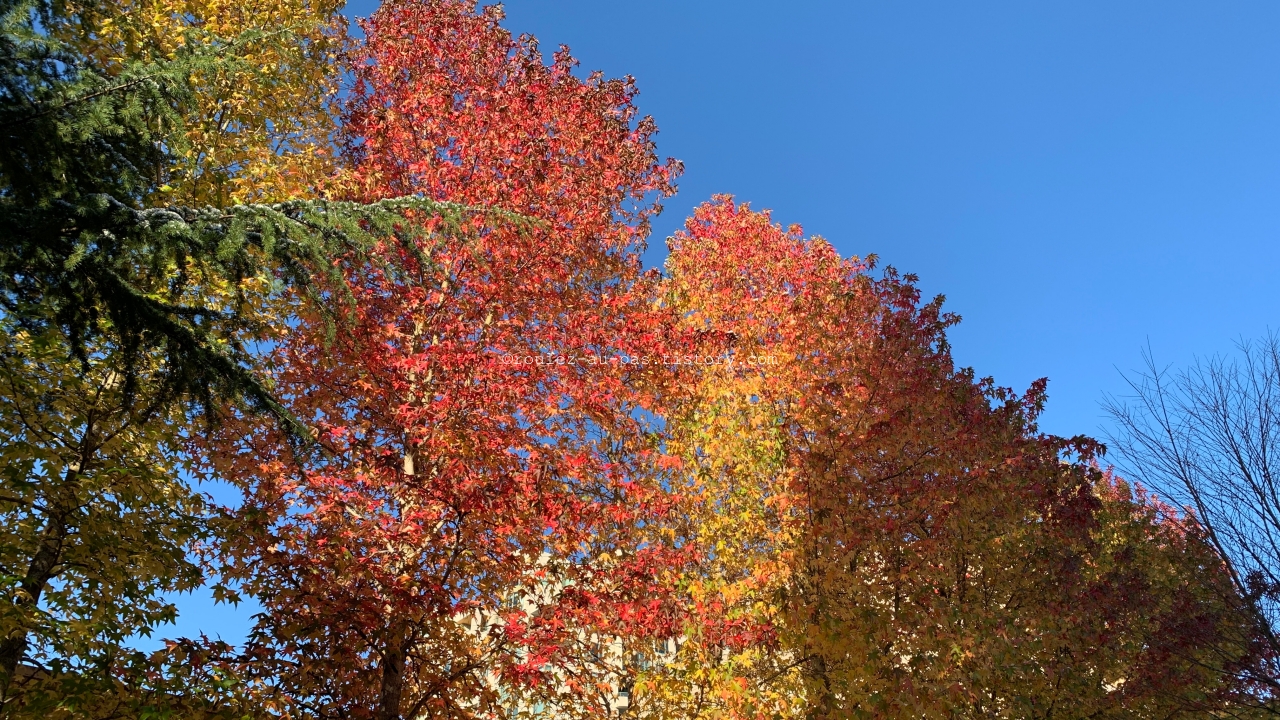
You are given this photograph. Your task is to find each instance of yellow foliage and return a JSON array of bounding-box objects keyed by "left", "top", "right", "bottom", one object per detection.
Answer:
[{"left": 55, "top": 0, "right": 348, "bottom": 205}]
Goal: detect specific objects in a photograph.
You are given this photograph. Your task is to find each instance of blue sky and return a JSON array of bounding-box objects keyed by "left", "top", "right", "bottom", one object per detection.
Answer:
[
  {"left": 163, "top": 0, "right": 1280, "bottom": 647},
  {"left": 489, "top": 0, "right": 1280, "bottom": 440}
]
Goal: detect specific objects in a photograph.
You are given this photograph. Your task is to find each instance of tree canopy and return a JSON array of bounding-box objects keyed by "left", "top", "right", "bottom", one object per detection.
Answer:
[{"left": 0, "top": 0, "right": 1272, "bottom": 717}]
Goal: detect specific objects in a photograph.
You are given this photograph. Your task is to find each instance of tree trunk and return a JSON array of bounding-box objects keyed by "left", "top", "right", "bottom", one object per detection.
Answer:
[
  {"left": 0, "top": 467, "right": 77, "bottom": 701},
  {"left": 804, "top": 653, "right": 837, "bottom": 720},
  {"left": 377, "top": 620, "right": 409, "bottom": 720}
]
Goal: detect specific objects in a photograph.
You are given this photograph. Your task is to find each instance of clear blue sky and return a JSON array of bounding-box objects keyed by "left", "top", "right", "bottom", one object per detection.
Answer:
[{"left": 162, "top": 0, "right": 1280, "bottom": 647}]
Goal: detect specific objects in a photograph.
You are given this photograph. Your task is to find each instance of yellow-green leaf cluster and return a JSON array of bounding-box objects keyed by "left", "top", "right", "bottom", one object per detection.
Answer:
[{"left": 53, "top": 0, "right": 348, "bottom": 205}]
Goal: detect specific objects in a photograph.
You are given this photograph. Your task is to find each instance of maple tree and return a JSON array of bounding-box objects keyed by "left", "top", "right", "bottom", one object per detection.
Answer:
[
  {"left": 634, "top": 197, "right": 1255, "bottom": 719},
  {"left": 0, "top": 318, "right": 203, "bottom": 711},
  {"left": 195, "top": 1, "right": 685, "bottom": 717},
  {"left": 0, "top": 321, "right": 266, "bottom": 718}
]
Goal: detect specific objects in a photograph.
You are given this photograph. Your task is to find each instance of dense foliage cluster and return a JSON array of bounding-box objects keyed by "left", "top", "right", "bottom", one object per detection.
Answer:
[{"left": 0, "top": 0, "right": 1273, "bottom": 718}]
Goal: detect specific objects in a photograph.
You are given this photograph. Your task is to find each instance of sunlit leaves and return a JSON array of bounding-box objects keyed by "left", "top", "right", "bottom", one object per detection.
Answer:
[
  {"left": 638, "top": 197, "right": 1252, "bottom": 719},
  {"left": 197, "top": 1, "right": 684, "bottom": 717},
  {"left": 50, "top": 0, "right": 349, "bottom": 204}
]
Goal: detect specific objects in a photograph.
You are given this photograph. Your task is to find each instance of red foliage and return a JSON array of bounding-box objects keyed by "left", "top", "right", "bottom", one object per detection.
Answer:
[
  {"left": 203, "top": 2, "right": 686, "bottom": 717},
  {"left": 345, "top": 0, "right": 679, "bottom": 250},
  {"left": 189, "top": 3, "right": 1256, "bottom": 711}
]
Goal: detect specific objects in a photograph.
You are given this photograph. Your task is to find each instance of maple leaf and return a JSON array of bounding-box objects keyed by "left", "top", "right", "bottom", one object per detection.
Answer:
[{"left": 197, "top": 1, "right": 686, "bottom": 717}]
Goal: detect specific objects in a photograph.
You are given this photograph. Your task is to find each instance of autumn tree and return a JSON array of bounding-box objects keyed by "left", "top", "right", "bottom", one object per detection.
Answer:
[
  {"left": 636, "top": 197, "right": 1253, "bottom": 719},
  {"left": 0, "top": 0, "right": 465, "bottom": 711},
  {"left": 196, "top": 1, "right": 684, "bottom": 717}
]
